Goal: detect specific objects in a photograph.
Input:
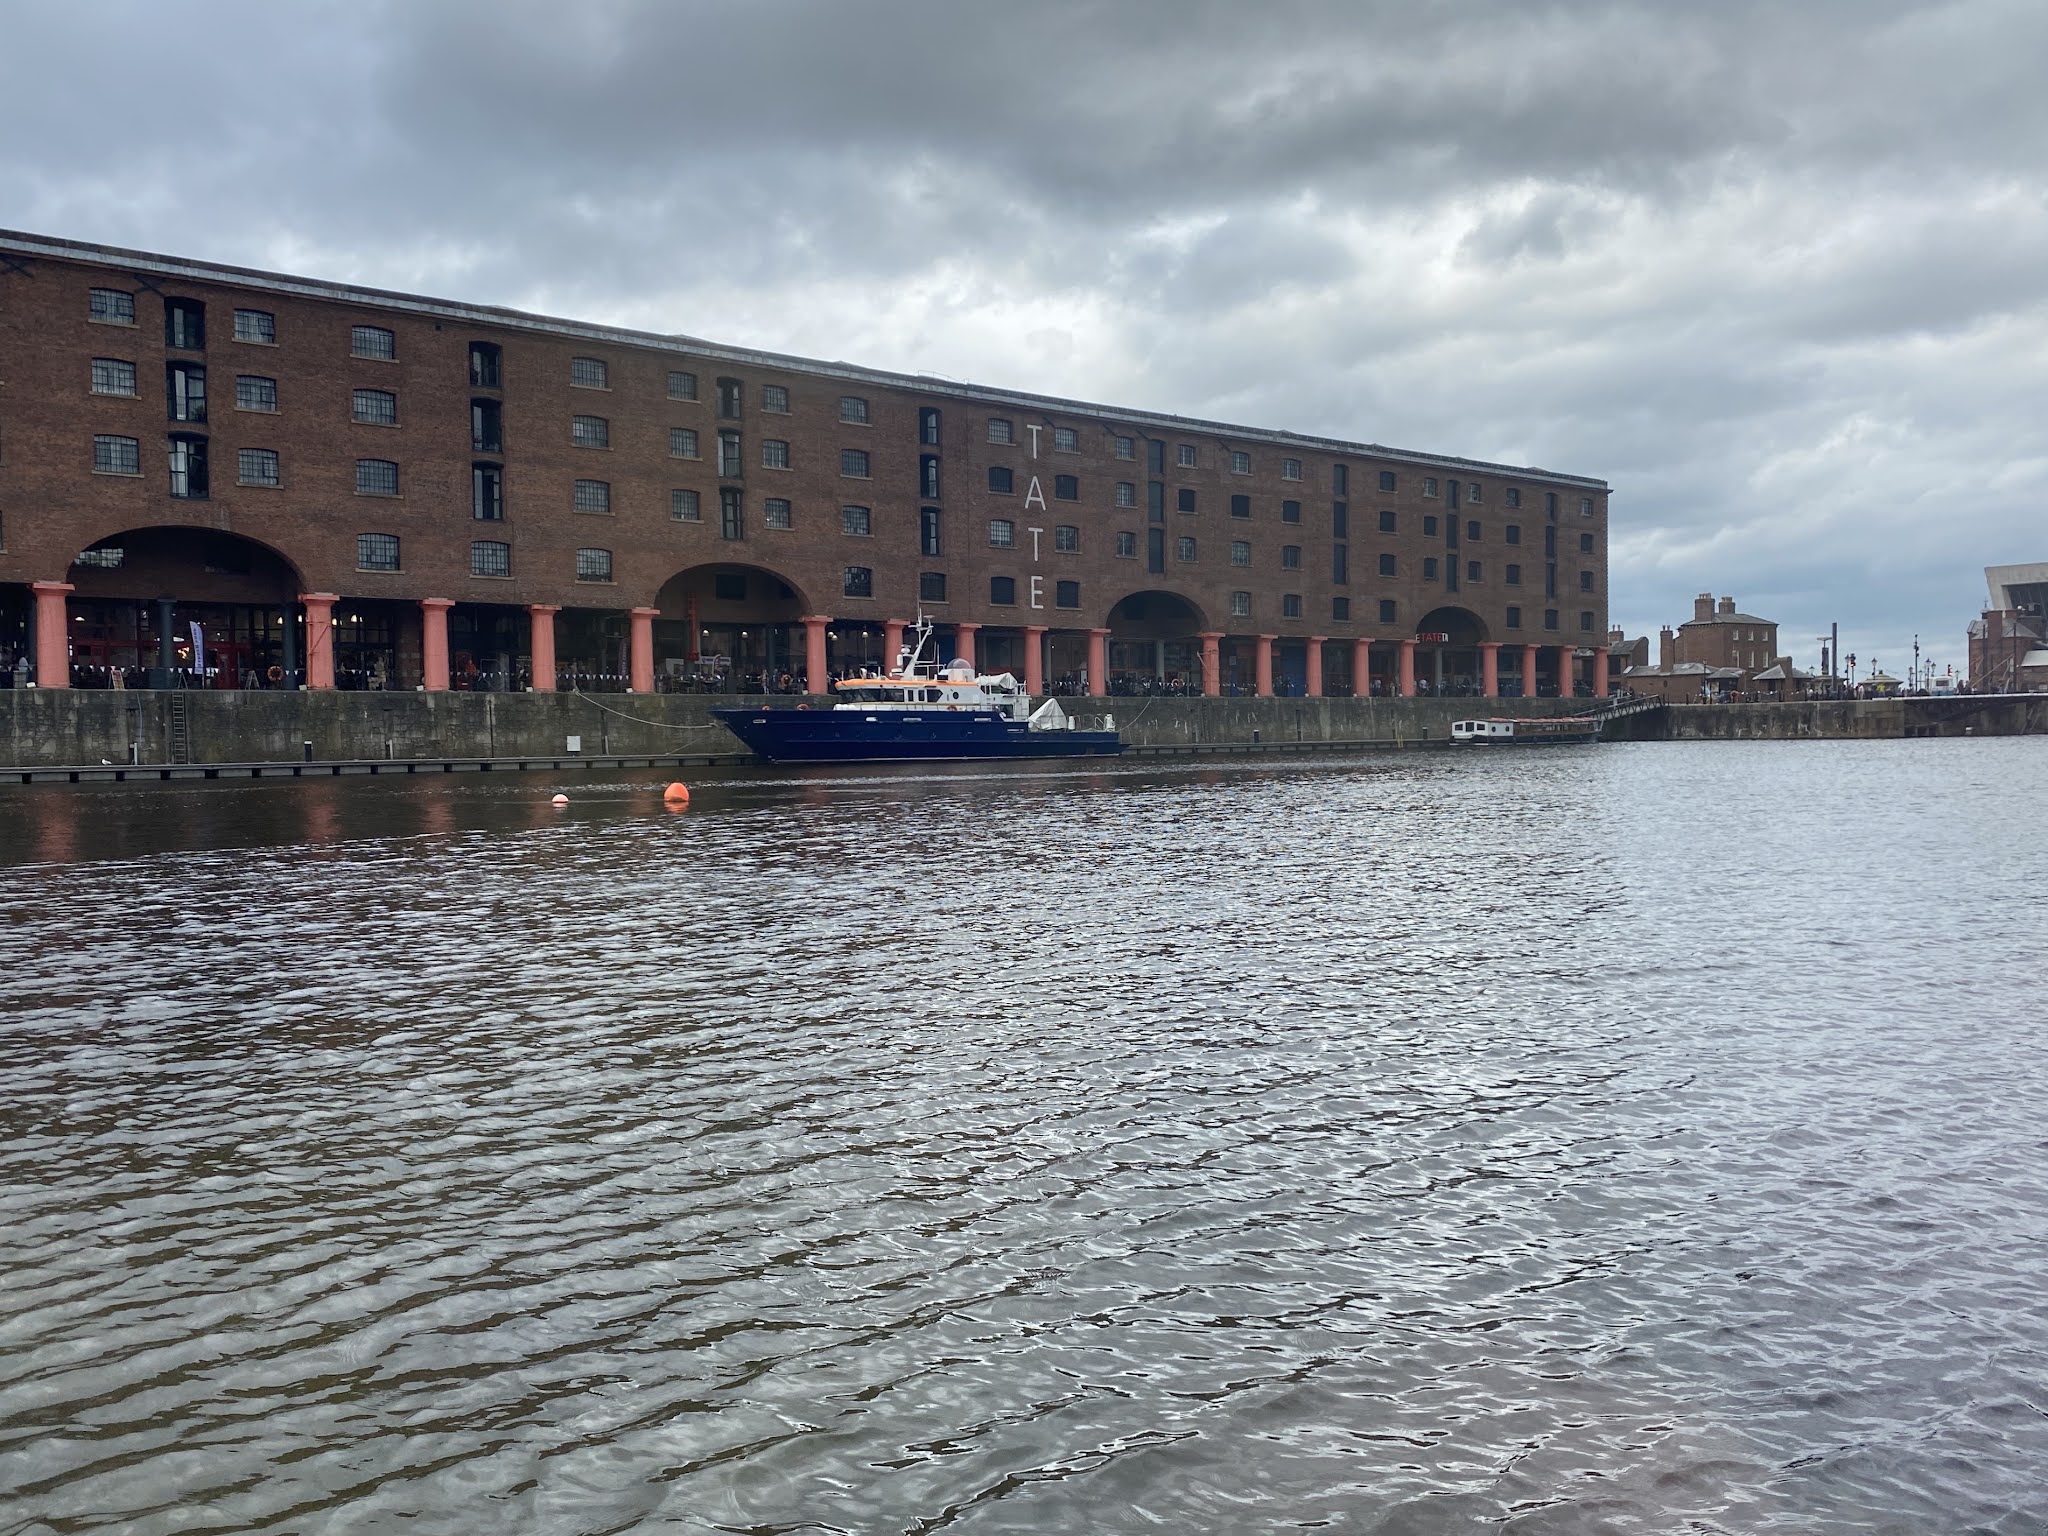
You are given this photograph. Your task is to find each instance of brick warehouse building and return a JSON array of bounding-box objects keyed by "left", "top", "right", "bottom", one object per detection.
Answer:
[{"left": 0, "top": 230, "right": 1612, "bottom": 701}]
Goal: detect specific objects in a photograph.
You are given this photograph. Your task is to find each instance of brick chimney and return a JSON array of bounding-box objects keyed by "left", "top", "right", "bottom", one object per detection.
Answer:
[
  {"left": 1694, "top": 593, "right": 1714, "bottom": 623},
  {"left": 1659, "top": 625, "right": 1674, "bottom": 669},
  {"left": 1718, "top": 596, "right": 1736, "bottom": 616}
]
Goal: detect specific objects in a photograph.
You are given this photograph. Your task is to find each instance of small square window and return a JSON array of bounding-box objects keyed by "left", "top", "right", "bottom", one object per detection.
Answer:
[
  {"left": 357, "top": 533, "right": 400, "bottom": 570},
  {"left": 1281, "top": 458, "right": 1302, "bottom": 481},
  {"left": 89, "top": 288, "right": 136, "bottom": 325},
  {"left": 1177, "top": 444, "right": 1197, "bottom": 468},
  {"left": 1505, "top": 487, "right": 1522, "bottom": 508},
  {"left": 350, "top": 325, "right": 395, "bottom": 360},
  {"left": 1467, "top": 560, "right": 1482, "bottom": 581},
  {"left": 1231, "top": 590, "right": 1251, "bottom": 617},
  {"left": 90, "top": 358, "right": 137, "bottom": 396},
  {"left": 1379, "top": 599, "right": 1397, "bottom": 623},
  {"left": 1378, "top": 470, "right": 1397, "bottom": 492},
  {"left": 93, "top": 434, "right": 140, "bottom": 475},
  {"left": 1054, "top": 474, "right": 1079, "bottom": 501},
  {"left": 671, "top": 488, "right": 701, "bottom": 522},
  {"left": 1423, "top": 515, "right": 1438, "bottom": 536},
  {"left": 1423, "top": 557, "right": 1439, "bottom": 580},
  {"left": 920, "top": 571, "right": 948, "bottom": 603},
  {"left": 570, "top": 356, "right": 609, "bottom": 389},
  {"left": 1055, "top": 580, "right": 1080, "bottom": 609},
  {"left": 1282, "top": 593, "right": 1303, "bottom": 618},
  {"left": 1053, "top": 427, "right": 1079, "bottom": 453},
  {"left": 764, "top": 497, "right": 792, "bottom": 529},
  {"left": 352, "top": 388, "right": 397, "bottom": 426},
  {"left": 1423, "top": 477, "right": 1439, "bottom": 497},
  {"left": 1281, "top": 499, "right": 1301, "bottom": 524},
  {"left": 1114, "top": 482, "right": 1136, "bottom": 507},
  {"left": 236, "top": 375, "right": 277, "bottom": 412},
  {"left": 1281, "top": 545, "right": 1301, "bottom": 569},
  {"left": 1230, "top": 451, "right": 1251, "bottom": 474},
  {"left": 1230, "top": 540, "right": 1251, "bottom": 567},
  {"left": 839, "top": 396, "right": 870, "bottom": 425},
  {"left": 238, "top": 448, "right": 280, "bottom": 487},
  {"left": 1378, "top": 509, "right": 1396, "bottom": 532},
  {"left": 988, "top": 417, "right": 1014, "bottom": 444},
  {"left": 1506, "top": 605, "right": 1522, "bottom": 629},
  {"left": 989, "top": 519, "right": 1015, "bottom": 547},
  {"left": 1580, "top": 569, "right": 1595, "bottom": 591},
  {"left": 671, "top": 427, "right": 699, "bottom": 458},
  {"left": 1054, "top": 524, "right": 1079, "bottom": 552},
  {"left": 1506, "top": 563, "right": 1522, "bottom": 584},
  {"left": 232, "top": 309, "right": 275, "bottom": 344},
  {"left": 840, "top": 448, "right": 870, "bottom": 477},
  {"left": 1229, "top": 494, "right": 1250, "bottom": 519},
  {"left": 668, "top": 370, "right": 698, "bottom": 401},
  {"left": 1113, "top": 436, "right": 1135, "bottom": 460},
  {"left": 1580, "top": 532, "right": 1595, "bottom": 553},
  {"left": 763, "top": 439, "right": 790, "bottom": 469},
  {"left": 471, "top": 540, "right": 511, "bottom": 577},
  {"left": 1177, "top": 536, "right": 1197, "bottom": 563},
  {"left": 1332, "top": 596, "right": 1351, "bottom": 621},
  {"left": 1580, "top": 610, "right": 1596, "bottom": 631},
  {"left": 1579, "top": 496, "right": 1595, "bottom": 515},
  {"left": 1505, "top": 525, "right": 1521, "bottom": 546},
  {"left": 842, "top": 505, "right": 871, "bottom": 536},
  {"left": 1378, "top": 553, "right": 1396, "bottom": 576},
  {"left": 576, "top": 547, "right": 613, "bottom": 582},
  {"left": 572, "top": 415, "right": 610, "bottom": 449},
  {"left": 762, "top": 384, "right": 790, "bottom": 413},
  {"left": 355, "top": 458, "right": 399, "bottom": 497},
  {"left": 1468, "top": 483, "right": 1482, "bottom": 504},
  {"left": 1544, "top": 609, "right": 1560, "bottom": 631},
  {"left": 991, "top": 576, "right": 1016, "bottom": 604},
  {"left": 1177, "top": 487, "right": 1197, "bottom": 513},
  {"left": 573, "top": 479, "right": 611, "bottom": 513},
  {"left": 989, "top": 465, "right": 1014, "bottom": 494},
  {"left": 1116, "top": 531, "right": 1137, "bottom": 558},
  {"left": 844, "top": 566, "right": 873, "bottom": 597}
]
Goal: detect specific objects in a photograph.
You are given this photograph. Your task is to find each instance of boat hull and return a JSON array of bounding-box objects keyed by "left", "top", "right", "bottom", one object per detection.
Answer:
[{"left": 712, "top": 707, "right": 1122, "bottom": 763}]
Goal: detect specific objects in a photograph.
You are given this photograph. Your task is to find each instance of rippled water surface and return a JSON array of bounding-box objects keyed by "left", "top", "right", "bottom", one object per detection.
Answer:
[{"left": 4, "top": 740, "right": 2047, "bottom": 1535}]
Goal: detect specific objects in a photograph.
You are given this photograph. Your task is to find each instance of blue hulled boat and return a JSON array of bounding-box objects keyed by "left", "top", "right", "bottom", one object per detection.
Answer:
[{"left": 711, "top": 618, "right": 1121, "bottom": 763}]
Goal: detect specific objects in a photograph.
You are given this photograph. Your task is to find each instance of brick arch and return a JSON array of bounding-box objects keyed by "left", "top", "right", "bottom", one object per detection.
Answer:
[{"left": 1105, "top": 588, "right": 1211, "bottom": 638}]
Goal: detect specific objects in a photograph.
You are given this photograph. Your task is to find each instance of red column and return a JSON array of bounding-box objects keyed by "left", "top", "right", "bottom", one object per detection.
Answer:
[
  {"left": 1479, "top": 641, "right": 1500, "bottom": 698},
  {"left": 1087, "top": 627, "right": 1110, "bottom": 696},
  {"left": 1593, "top": 648, "right": 1611, "bottom": 698},
  {"left": 30, "top": 581, "right": 73, "bottom": 689},
  {"left": 300, "top": 592, "right": 337, "bottom": 691},
  {"left": 952, "top": 622, "right": 979, "bottom": 671},
  {"left": 1254, "top": 634, "right": 1276, "bottom": 697},
  {"left": 1397, "top": 638, "right": 1417, "bottom": 698},
  {"left": 803, "top": 614, "right": 830, "bottom": 693},
  {"left": 1305, "top": 636, "right": 1325, "bottom": 697},
  {"left": 884, "top": 618, "right": 906, "bottom": 673},
  {"left": 527, "top": 604, "right": 559, "bottom": 692},
  {"left": 1200, "top": 631, "right": 1222, "bottom": 697},
  {"left": 420, "top": 598, "right": 453, "bottom": 691},
  {"left": 1024, "top": 625, "right": 1047, "bottom": 695},
  {"left": 1555, "top": 644, "right": 1575, "bottom": 699},
  {"left": 1353, "top": 638, "right": 1371, "bottom": 697},
  {"left": 629, "top": 607, "right": 659, "bottom": 693},
  {"left": 1521, "top": 643, "right": 1538, "bottom": 699}
]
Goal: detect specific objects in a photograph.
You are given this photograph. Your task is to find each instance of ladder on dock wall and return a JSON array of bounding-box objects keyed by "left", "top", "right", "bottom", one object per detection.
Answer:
[{"left": 167, "top": 693, "right": 191, "bottom": 765}]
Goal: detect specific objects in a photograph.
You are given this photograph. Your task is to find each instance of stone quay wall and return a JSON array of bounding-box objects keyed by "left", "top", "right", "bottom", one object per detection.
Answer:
[{"left": 1640, "top": 696, "right": 2048, "bottom": 742}]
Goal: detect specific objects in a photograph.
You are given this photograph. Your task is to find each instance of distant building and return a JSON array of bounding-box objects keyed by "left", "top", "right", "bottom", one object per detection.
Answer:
[
  {"left": 1968, "top": 564, "right": 2048, "bottom": 693},
  {"left": 1620, "top": 593, "right": 1786, "bottom": 701}
]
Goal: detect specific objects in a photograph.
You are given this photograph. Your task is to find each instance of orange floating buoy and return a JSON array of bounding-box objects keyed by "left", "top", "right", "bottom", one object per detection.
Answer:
[
  {"left": 662, "top": 781, "right": 691, "bottom": 805},
  {"left": 551, "top": 793, "right": 569, "bottom": 805}
]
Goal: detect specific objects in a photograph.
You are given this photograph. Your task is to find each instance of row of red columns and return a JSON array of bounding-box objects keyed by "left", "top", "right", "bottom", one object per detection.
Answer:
[{"left": 19, "top": 584, "right": 1612, "bottom": 699}]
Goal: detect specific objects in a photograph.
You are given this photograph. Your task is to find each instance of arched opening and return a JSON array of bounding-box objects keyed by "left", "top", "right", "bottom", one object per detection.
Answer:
[
  {"left": 62, "top": 527, "right": 306, "bottom": 689},
  {"left": 1106, "top": 590, "right": 1209, "bottom": 695},
  {"left": 1416, "top": 606, "right": 1490, "bottom": 697},
  {"left": 650, "top": 562, "right": 810, "bottom": 693}
]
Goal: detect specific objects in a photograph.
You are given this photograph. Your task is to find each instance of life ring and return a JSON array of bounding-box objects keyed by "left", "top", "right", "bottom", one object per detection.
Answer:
[{"left": 266, "top": 665, "right": 285, "bottom": 684}]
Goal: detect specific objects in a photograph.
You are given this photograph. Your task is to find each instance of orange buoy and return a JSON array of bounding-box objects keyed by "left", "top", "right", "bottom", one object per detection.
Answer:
[
  {"left": 551, "top": 793, "right": 569, "bottom": 805},
  {"left": 662, "top": 781, "right": 691, "bottom": 805}
]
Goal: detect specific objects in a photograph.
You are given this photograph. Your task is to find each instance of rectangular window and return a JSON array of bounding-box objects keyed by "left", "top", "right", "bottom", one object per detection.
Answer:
[
  {"left": 1116, "top": 531, "right": 1137, "bottom": 558},
  {"left": 1580, "top": 496, "right": 1595, "bottom": 515},
  {"left": 357, "top": 533, "right": 400, "bottom": 570},
  {"left": 1379, "top": 599, "right": 1397, "bottom": 623},
  {"left": 921, "top": 454, "right": 941, "bottom": 499},
  {"left": 764, "top": 497, "right": 792, "bottom": 529},
  {"left": 921, "top": 507, "right": 942, "bottom": 556},
  {"left": 991, "top": 576, "right": 1016, "bottom": 605},
  {"left": 1114, "top": 435, "right": 1135, "bottom": 460},
  {"left": 989, "top": 518, "right": 1015, "bottom": 547},
  {"left": 1115, "top": 481, "right": 1136, "bottom": 507},
  {"left": 989, "top": 465, "right": 1014, "bottom": 494},
  {"left": 471, "top": 540, "right": 510, "bottom": 577},
  {"left": 355, "top": 458, "right": 399, "bottom": 496},
  {"left": 470, "top": 342, "right": 502, "bottom": 388},
  {"left": 1177, "top": 487, "right": 1197, "bottom": 513},
  {"left": 1546, "top": 492, "right": 1559, "bottom": 515},
  {"left": 352, "top": 388, "right": 397, "bottom": 426},
  {"left": 762, "top": 384, "right": 790, "bottom": 413},
  {"left": 1231, "top": 590, "right": 1251, "bottom": 617},
  {"left": 237, "top": 374, "right": 278, "bottom": 412},
  {"left": 1580, "top": 611, "right": 1596, "bottom": 631},
  {"left": 1332, "top": 465, "right": 1349, "bottom": 496},
  {"left": 1505, "top": 524, "right": 1521, "bottom": 545},
  {"left": 1149, "top": 482, "right": 1165, "bottom": 520},
  {"left": 165, "top": 299, "right": 205, "bottom": 350},
  {"left": 1283, "top": 593, "right": 1303, "bottom": 618},
  {"left": 1281, "top": 499, "right": 1301, "bottom": 523},
  {"left": 573, "top": 479, "right": 611, "bottom": 513},
  {"left": 90, "top": 358, "right": 137, "bottom": 396},
  {"left": 238, "top": 448, "right": 280, "bottom": 487},
  {"left": 1378, "top": 470, "right": 1397, "bottom": 492},
  {"left": 93, "top": 434, "right": 141, "bottom": 475},
  {"left": 1505, "top": 487, "right": 1522, "bottom": 508},
  {"left": 762, "top": 439, "right": 790, "bottom": 469},
  {"left": 920, "top": 571, "right": 948, "bottom": 603},
  {"left": 1378, "top": 509, "right": 1396, "bottom": 532},
  {"left": 1177, "top": 536, "right": 1197, "bottom": 562},
  {"left": 1055, "top": 580, "right": 1080, "bottom": 608},
  {"left": 1468, "top": 561, "right": 1482, "bottom": 581},
  {"left": 1053, "top": 426, "right": 1079, "bottom": 453},
  {"left": 166, "top": 362, "right": 206, "bottom": 422},
  {"left": 89, "top": 288, "right": 136, "bottom": 325},
  {"left": 350, "top": 325, "right": 395, "bottom": 360},
  {"left": 1230, "top": 494, "right": 1250, "bottom": 519},
  {"left": 719, "top": 431, "right": 742, "bottom": 477},
  {"left": 720, "top": 487, "right": 744, "bottom": 539},
  {"left": 671, "top": 427, "right": 699, "bottom": 458},
  {"left": 1423, "top": 557, "right": 1439, "bottom": 580},
  {"left": 1054, "top": 474, "right": 1079, "bottom": 501},
  {"left": 1423, "top": 477, "right": 1439, "bottom": 497},
  {"left": 988, "top": 417, "right": 1014, "bottom": 444},
  {"left": 1580, "top": 570, "right": 1595, "bottom": 591},
  {"left": 840, "top": 448, "right": 870, "bottom": 477},
  {"left": 1147, "top": 440, "right": 1165, "bottom": 474},
  {"left": 1378, "top": 553, "right": 1396, "bottom": 576},
  {"left": 1544, "top": 609, "right": 1560, "bottom": 631},
  {"left": 1462, "top": 520, "right": 1478, "bottom": 541},
  {"left": 570, "top": 356, "right": 609, "bottom": 389},
  {"left": 842, "top": 565, "right": 873, "bottom": 598},
  {"left": 1580, "top": 531, "right": 1595, "bottom": 553},
  {"left": 1054, "top": 524, "right": 1079, "bottom": 552},
  {"left": 1230, "top": 540, "right": 1251, "bottom": 567},
  {"left": 1468, "top": 483, "right": 1482, "bottom": 504},
  {"left": 919, "top": 407, "right": 942, "bottom": 445},
  {"left": 1423, "top": 515, "right": 1439, "bottom": 536},
  {"left": 1281, "top": 544, "right": 1301, "bottom": 569},
  {"left": 1333, "top": 596, "right": 1351, "bottom": 621},
  {"left": 576, "top": 547, "right": 613, "bottom": 582},
  {"left": 474, "top": 464, "right": 504, "bottom": 521},
  {"left": 572, "top": 415, "right": 610, "bottom": 449},
  {"left": 668, "top": 370, "right": 697, "bottom": 401},
  {"left": 1282, "top": 458, "right": 1302, "bottom": 481},
  {"left": 841, "top": 505, "right": 871, "bottom": 536},
  {"left": 717, "top": 378, "right": 743, "bottom": 419},
  {"left": 1333, "top": 502, "right": 1349, "bottom": 538},
  {"left": 672, "top": 488, "right": 701, "bottom": 522},
  {"left": 1333, "top": 544, "right": 1348, "bottom": 584},
  {"left": 1177, "top": 443, "right": 1197, "bottom": 468},
  {"left": 839, "top": 395, "right": 870, "bottom": 425},
  {"left": 1506, "top": 605, "right": 1522, "bottom": 629},
  {"left": 1230, "top": 451, "right": 1251, "bottom": 474},
  {"left": 1506, "top": 563, "right": 1522, "bottom": 584}
]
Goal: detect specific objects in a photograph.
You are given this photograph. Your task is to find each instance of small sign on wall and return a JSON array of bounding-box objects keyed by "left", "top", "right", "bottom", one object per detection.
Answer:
[{"left": 566, "top": 735, "right": 582, "bottom": 754}]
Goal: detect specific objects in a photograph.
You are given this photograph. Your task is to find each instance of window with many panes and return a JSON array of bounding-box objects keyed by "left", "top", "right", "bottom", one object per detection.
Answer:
[
  {"left": 991, "top": 576, "right": 1016, "bottom": 604},
  {"left": 1230, "top": 540, "right": 1251, "bottom": 567},
  {"left": 1281, "top": 545, "right": 1301, "bottom": 569},
  {"left": 1283, "top": 594, "right": 1303, "bottom": 618},
  {"left": 1114, "top": 436, "right": 1135, "bottom": 460},
  {"left": 571, "top": 357, "right": 609, "bottom": 389},
  {"left": 238, "top": 448, "right": 280, "bottom": 487},
  {"left": 1468, "top": 561, "right": 1482, "bottom": 581},
  {"left": 358, "top": 533, "right": 400, "bottom": 570},
  {"left": 989, "top": 465, "right": 1014, "bottom": 494},
  {"left": 1231, "top": 591, "right": 1251, "bottom": 616},
  {"left": 1580, "top": 611, "right": 1596, "bottom": 630},
  {"left": 167, "top": 361, "right": 206, "bottom": 422},
  {"left": 474, "top": 464, "right": 504, "bottom": 521},
  {"left": 471, "top": 540, "right": 510, "bottom": 577},
  {"left": 93, "top": 434, "right": 140, "bottom": 475},
  {"left": 764, "top": 497, "right": 792, "bottom": 529},
  {"left": 988, "top": 418, "right": 1013, "bottom": 444},
  {"left": 843, "top": 565, "right": 873, "bottom": 597},
  {"left": 90, "top": 288, "right": 136, "bottom": 325},
  {"left": 1378, "top": 470, "right": 1397, "bottom": 491},
  {"left": 1579, "top": 497, "right": 1594, "bottom": 515},
  {"left": 762, "top": 384, "right": 790, "bottom": 413},
  {"left": 1054, "top": 525, "right": 1079, "bottom": 552},
  {"left": 720, "top": 487, "right": 744, "bottom": 539},
  {"left": 353, "top": 388, "right": 397, "bottom": 426},
  {"left": 356, "top": 458, "right": 399, "bottom": 496},
  {"left": 1505, "top": 487, "right": 1521, "bottom": 508},
  {"left": 989, "top": 519, "right": 1015, "bottom": 547},
  {"left": 351, "top": 325, "right": 395, "bottom": 360},
  {"left": 669, "top": 370, "right": 697, "bottom": 400},
  {"left": 839, "top": 396, "right": 870, "bottom": 425},
  {"left": 1177, "top": 488, "right": 1197, "bottom": 513},
  {"left": 1114, "top": 482, "right": 1136, "bottom": 507},
  {"left": 470, "top": 342, "right": 502, "bottom": 388},
  {"left": 672, "top": 488, "right": 700, "bottom": 522},
  {"left": 573, "top": 479, "right": 611, "bottom": 513},
  {"left": 671, "top": 427, "right": 698, "bottom": 458},
  {"left": 1177, "top": 444, "right": 1197, "bottom": 468},
  {"left": 1054, "top": 475, "right": 1078, "bottom": 501},
  {"left": 1177, "top": 536, "right": 1197, "bottom": 562},
  {"left": 1282, "top": 458, "right": 1302, "bottom": 481},
  {"left": 572, "top": 415, "right": 609, "bottom": 449},
  {"left": 90, "top": 358, "right": 137, "bottom": 396},
  {"left": 762, "top": 439, "right": 790, "bottom": 469},
  {"left": 1053, "top": 427, "right": 1079, "bottom": 452},
  {"left": 1055, "top": 580, "right": 1080, "bottom": 608},
  {"left": 719, "top": 432, "right": 742, "bottom": 477},
  {"left": 1230, "top": 451, "right": 1251, "bottom": 474},
  {"left": 840, "top": 448, "right": 869, "bottom": 477},
  {"left": 230, "top": 308, "right": 274, "bottom": 345},
  {"left": 919, "top": 571, "right": 947, "bottom": 602},
  {"left": 1116, "top": 531, "right": 1137, "bottom": 558},
  {"left": 841, "top": 505, "right": 871, "bottom": 536},
  {"left": 574, "top": 547, "right": 612, "bottom": 582},
  {"left": 237, "top": 375, "right": 277, "bottom": 412}
]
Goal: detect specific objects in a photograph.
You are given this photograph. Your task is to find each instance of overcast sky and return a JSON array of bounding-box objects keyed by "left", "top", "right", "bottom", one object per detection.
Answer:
[{"left": 6, "top": 0, "right": 2043, "bottom": 677}]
